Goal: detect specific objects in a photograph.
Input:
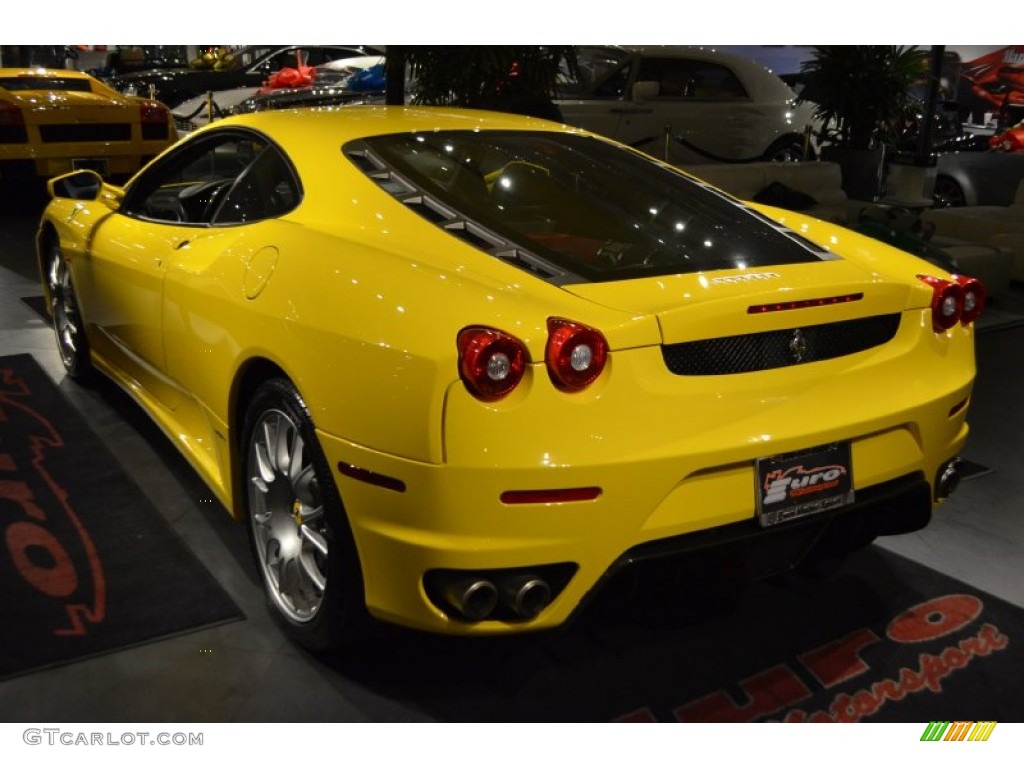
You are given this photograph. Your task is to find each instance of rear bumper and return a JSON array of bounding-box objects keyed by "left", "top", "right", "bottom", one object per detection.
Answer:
[
  {"left": 321, "top": 411, "right": 967, "bottom": 636},
  {"left": 1, "top": 135, "right": 172, "bottom": 179},
  {"left": 1, "top": 151, "right": 159, "bottom": 180}
]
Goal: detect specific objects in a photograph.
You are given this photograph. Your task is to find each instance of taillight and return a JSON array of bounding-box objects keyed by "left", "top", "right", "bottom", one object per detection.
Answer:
[
  {"left": 0, "top": 100, "right": 27, "bottom": 143},
  {"left": 545, "top": 317, "right": 608, "bottom": 391},
  {"left": 0, "top": 99, "right": 25, "bottom": 126},
  {"left": 139, "top": 101, "right": 170, "bottom": 140},
  {"left": 917, "top": 274, "right": 964, "bottom": 332},
  {"left": 458, "top": 326, "right": 528, "bottom": 401},
  {"left": 954, "top": 275, "right": 985, "bottom": 325},
  {"left": 139, "top": 101, "right": 167, "bottom": 124}
]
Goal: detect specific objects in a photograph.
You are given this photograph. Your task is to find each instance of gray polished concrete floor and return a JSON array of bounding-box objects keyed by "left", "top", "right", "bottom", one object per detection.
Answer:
[{"left": 0, "top": 205, "right": 1021, "bottom": 723}]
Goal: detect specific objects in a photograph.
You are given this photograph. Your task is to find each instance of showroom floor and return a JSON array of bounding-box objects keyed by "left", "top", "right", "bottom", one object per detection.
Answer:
[{"left": 1, "top": 201, "right": 1022, "bottom": 723}]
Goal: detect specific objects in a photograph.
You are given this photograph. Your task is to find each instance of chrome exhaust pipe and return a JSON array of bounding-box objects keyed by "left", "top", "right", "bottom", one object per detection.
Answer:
[
  {"left": 443, "top": 578, "right": 498, "bottom": 622},
  {"left": 936, "top": 458, "right": 962, "bottom": 500},
  {"left": 500, "top": 574, "right": 551, "bottom": 620}
]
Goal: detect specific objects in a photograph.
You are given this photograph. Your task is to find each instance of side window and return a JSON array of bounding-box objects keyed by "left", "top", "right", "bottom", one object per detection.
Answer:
[
  {"left": 307, "top": 48, "right": 353, "bottom": 66},
  {"left": 213, "top": 144, "right": 300, "bottom": 225},
  {"left": 121, "top": 131, "right": 299, "bottom": 226},
  {"left": 637, "top": 58, "right": 694, "bottom": 97},
  {"left": 637, "top": 58, "right": 748, "bottom": 100},
  {"left": 261, "top": 49, "right": 300, "bottom": 73},
  {"left": 557, "top": 48, "right": 632, "bottom": 100},
  {"left": 689, "top": 64, "right": 748, "bottom": 99},
  {"left": 593, "top": 62, "right": 632, "bottom": 99}
]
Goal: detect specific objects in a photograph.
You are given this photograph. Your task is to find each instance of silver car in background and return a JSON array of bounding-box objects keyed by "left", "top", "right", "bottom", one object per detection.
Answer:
[{"left": 556, "top": 46, "right": 818, "bottom": 165}]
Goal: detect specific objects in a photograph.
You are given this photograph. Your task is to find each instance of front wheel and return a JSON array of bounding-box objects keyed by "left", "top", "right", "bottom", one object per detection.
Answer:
[
  {"left": 242, "top": 378, "right": 370, "bottom": 651},
  {"left": 45, "top": 239, "right": 93, "bottom": 380}
]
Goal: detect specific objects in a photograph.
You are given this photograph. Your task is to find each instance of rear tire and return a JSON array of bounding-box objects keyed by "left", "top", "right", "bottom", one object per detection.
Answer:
[
  {"left": 764, "top": 136, "right": 812, "bottom": 163},
  {"left": 242, "top": 378, "right": 371, "bottom": 652},
  {"left": 932, "top": 176, "right": 966, "bottom": 208}
]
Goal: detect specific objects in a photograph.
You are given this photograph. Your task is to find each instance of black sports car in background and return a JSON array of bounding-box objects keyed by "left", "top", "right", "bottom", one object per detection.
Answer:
[{"left": 106, "top": 45, "right": 381, "bottom": 107}]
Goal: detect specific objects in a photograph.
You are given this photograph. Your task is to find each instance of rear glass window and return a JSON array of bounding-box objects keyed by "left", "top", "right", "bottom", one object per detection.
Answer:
[
  {"left": 352, "top": 131, "right": 825, "bottom": 283},
  {"left": 0, "top": 77, "right": 92, "bottom": 92}
]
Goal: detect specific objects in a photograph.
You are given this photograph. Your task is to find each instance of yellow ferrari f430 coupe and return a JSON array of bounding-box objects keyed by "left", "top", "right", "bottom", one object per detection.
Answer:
[{"left": 38, "top": 107, "right": 983, "bottom": 650}]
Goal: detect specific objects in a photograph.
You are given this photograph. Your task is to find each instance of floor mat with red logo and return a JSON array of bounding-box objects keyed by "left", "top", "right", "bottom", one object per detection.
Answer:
[{"left": 0, "top": 353, "right": 243, "bottom": 680}]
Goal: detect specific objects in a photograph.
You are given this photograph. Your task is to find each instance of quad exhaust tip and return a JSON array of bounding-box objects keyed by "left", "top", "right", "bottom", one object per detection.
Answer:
[
  {"left": 501, "top": 574, "right": 552, "bottom": 621},
  {"left": 936, "top": 458, "right": 962, "bottom": 500},
  {"left": 439, "top": 572, "right": 552, "bottom": 622},
  {"left": 443, "top": 578, "right": 499, "bottom": 622}
]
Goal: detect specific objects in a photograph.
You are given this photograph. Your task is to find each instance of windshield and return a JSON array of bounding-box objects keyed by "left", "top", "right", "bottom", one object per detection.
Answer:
[{"left": 352, "top": 131, "right": 827, "bottom": 284}]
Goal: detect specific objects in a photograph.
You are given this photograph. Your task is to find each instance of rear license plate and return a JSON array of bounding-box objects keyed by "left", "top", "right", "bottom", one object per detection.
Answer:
[
  {"left": 756, "top": 442, "right": 854, "bottom": 527},
  {"left": 72, "top": 158, "right": 109, "bottom": 176}
]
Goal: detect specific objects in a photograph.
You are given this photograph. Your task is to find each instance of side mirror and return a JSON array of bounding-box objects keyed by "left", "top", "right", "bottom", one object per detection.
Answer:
[
  {"left": 48, "top": 170, "right": 103, "bottom": 201},
  {"left": 47, "top": 170, "right": 123, "bottom": 208},
  {"left": 631, "top": 80, "right": 659, "bottom": 103}
]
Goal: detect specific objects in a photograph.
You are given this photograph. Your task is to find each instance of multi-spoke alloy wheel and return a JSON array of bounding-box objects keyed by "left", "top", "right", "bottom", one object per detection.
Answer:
[
  {"left": 243, "top": 379, "right": 368, "bottom": 650},
  {"left": 46, "top": 240, "right": 91, "bottom": 378},
  {"left": 248, "top": 407, "right": 329, "bottom": 622}
]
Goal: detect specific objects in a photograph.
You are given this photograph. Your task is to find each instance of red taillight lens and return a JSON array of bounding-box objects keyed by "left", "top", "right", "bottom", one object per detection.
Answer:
[
  {"left": 917, "top": 274, "right": 964, "bottom": 332},
  {"left": 954, "top": 275, "right": 986, "bottom": 325},
  {"left": 545, "top": 317, "right": 608, "bottom": 391},
  {"left": 0, "top": 99, "right": 25, "bottom": 126},
  {"left": 139, "top": 101, "right": 167, "bottom": 124},
  {"left": 457, "top": 326, "right": 528, "bottom": 401}
]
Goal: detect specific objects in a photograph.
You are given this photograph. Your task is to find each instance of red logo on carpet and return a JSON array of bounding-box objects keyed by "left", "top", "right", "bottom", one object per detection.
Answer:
[
  {"left": 618, "top": 594, "right": 1009, "bottom": 722},
  {"left": 1, "top": 366, "right": 106, "bottom": 635}
]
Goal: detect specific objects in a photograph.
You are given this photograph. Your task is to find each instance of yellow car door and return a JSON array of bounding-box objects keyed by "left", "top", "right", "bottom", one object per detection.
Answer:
[{"left": 80, "top": 211, "right": 189, "bottom": 410}]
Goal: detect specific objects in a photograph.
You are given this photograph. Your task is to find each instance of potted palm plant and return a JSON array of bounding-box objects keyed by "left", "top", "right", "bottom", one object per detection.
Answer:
[
  {"left": 385, "top": 46, "right": 576, "bottom": 121},
  {"left": 796, "top": 46, "right": 922, "bottom": 201}
]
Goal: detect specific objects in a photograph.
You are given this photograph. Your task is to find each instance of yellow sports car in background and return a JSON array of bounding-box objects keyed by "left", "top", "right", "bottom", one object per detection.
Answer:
[
  {"left": 37, "top": 107, "right": 983, "bottom": 651},
  {"left": 0, "top": 67, "right": 177, "bottom": 189}
]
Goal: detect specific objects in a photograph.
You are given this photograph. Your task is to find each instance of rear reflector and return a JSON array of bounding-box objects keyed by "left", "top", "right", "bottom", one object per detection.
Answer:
[
  {"left": 500, "top": 487, "right": 602, "bottom": 504},
  {"left": 948, "top": 397, "right": 969, "bottom": 417},
  {"left": 337, "top": 462, "right": 406, "bottom": 493}
]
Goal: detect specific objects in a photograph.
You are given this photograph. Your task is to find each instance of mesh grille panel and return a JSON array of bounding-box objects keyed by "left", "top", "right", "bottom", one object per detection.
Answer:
[
  {"left": 39, "top": 123, "right": 131, "bottom": 142},
  {"left": 0, "top": 125, "right": 29, "bottom": 143},
  {"left": 662, "top": 314, "right": 902, "bottom": 376}
]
